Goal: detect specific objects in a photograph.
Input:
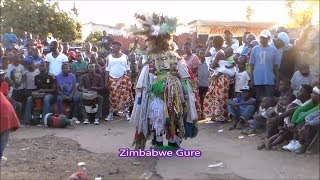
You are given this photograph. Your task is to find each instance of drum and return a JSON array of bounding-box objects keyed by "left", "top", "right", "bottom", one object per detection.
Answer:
[
  {"left": 82, "top": 91, "right": 98, "bottom": 114},
  {"left": 31, "top": 92, "right": 46, "bottom": 125},
  {"left": 44, "top": 113, "right": 73, "bottom": 128}
]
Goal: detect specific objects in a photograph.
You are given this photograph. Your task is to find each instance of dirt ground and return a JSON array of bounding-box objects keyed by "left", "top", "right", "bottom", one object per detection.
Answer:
[
  {"left": 0, "top": 135, "right": 161, "bottom": 179},
  {"left": 0, "top": 118, "right": 319, "bottom": 180}
]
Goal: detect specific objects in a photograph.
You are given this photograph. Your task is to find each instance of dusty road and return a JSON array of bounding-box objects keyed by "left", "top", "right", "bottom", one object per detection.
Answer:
[{"left": 1, "top": 118, "right": 319, "bottom": 179}]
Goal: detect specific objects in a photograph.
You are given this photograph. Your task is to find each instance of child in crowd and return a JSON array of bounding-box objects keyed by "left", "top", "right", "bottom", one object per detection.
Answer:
[
  {"left": 5, "top": 55, "right": 26, "bottom": 105},
  {"left": 24, "top": 61, "right": 40, "bottom": 98},
  {"left": 197, "top": 48, "right": 209, "bottom": 118},
  {"left": 224, "top": 47, "right": 236, "bottom": 98},
  {"left": 234, "top": 56, "right": 250, "bottom": 98},
  {"left": 227, "top": 86, "right": 256, "bottom": 130},
  {"left": 291, "top": 64, "right": 315, "bottom": 96},
  {"left": 241, "top": 97, "right": 276, "bottom": 133}
]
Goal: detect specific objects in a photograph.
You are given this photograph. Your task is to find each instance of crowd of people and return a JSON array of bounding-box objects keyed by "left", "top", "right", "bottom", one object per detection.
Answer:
[{"left": 0, "top": 24, "right": 319, "bottom": 158}]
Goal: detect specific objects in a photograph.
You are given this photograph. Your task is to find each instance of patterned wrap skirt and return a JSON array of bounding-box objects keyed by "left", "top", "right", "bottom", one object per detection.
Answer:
[
  {"left": 203, "top": 74, "right": 229, "bottom": 122},
  {"left": 108, "top": 74, "right": 134, "bottom": 111}
]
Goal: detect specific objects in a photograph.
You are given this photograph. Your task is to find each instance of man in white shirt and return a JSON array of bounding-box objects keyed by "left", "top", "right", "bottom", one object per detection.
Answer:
[
  {"left": 105, "top": 41, "right": 133, "bottom": 121},
  {"left": 45, "top": 41, "right": 68, "bottom": 76}
]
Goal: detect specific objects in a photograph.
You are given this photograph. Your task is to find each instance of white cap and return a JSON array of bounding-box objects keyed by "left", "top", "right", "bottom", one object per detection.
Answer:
[
  {"left": 240, "top": 85, "right": 251, "bottom": 91},
  {"left": 259, "top": 30, "right": 271, "bottom": 38}
]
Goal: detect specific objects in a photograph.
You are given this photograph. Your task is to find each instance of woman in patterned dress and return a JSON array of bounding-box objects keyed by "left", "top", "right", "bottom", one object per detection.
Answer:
[{"left": 203, "top": 35, "right": 230, "bottom": 122}]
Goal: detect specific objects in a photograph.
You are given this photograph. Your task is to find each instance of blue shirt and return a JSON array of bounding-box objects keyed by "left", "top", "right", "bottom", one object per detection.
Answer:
[
  {"left": 56, "top": 73, "right": 76, "bottom": 96},
  {"left": 25, "top": 56, "right": 44, "bottom": 66},
  {"left": 249, "top": 45, "right": 278, "bottom": 85},
  {"left": 232, "top": 97, "right": 256, "bottom": 111},
  {"left": 3, "top": 33, "right": 18, "bottom": 49}
]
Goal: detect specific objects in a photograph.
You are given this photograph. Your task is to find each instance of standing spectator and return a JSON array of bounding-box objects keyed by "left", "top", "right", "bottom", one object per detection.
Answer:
[
  {"left": 223, "top": 30, "right": 239, "bottom": 53},
  {"left": 249, "top": 30, "right": 279, "bottom": 102},
  {"left": 82, "top": 42, "right": 93, "bottom": 61},
  {"left": 235, "top": 56, "right": 250, "bottom": 97},
  {"left": 23, "top": 62, "right": 56, "bottom": 123},
  {"left": 101, "top": 30, "right": 113, "bottom": 51},
  {"left": 71, "top": 51, "right": 88, "bottom": 82},
  {"left": 5, "top": 55, "right": 26, "bottom": 104},
  {"left": 56, "top": 63, "right": 80, "bottom": 123},
  {"left": 105, "top": 41, "right": 133, "bottom": 121},
  {"left": 22, "top": 31, "right": 28, "bottom": 46},
  {"left": 186, "top": 37, "right": 196, "bottom": 53},
  {"left": 203, "top": 35, "right": 229, "bottom": 122},
  {"left": 45, "top": 41, "right": 68, "bottom": 76},
  {"left": 78, "top": 63, "right": 104, "bottom": 125},
  {"left": 235, "top": 31, "right": 251, "bottom": 55},
  {"left": 291, "top": 64, "right": 315, "bottom": 95},
  {"left": 128, "top": 38, "right": 141, "bottom": 53},
  {"left": 62, "top": 42, "right": 70, "bottom": 56},
  {"left": 183, "top": 42, "right": 200, "bottom": 76},
  {"left": 24, "top": 61, "right": 40, "bottom": 98},
  {"left": 197, "top": 49, "right": 209, "bottom": 118},
  {"left": 0, "top": 91, "right": 20, "bottom": 160},
  {"left": 3, "top": 27, "right": 18, "bottom": 52}
]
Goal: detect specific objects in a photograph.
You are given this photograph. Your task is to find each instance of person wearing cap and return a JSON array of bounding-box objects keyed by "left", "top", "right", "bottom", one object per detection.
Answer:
[
  {"left": 105, "top": 41, "right": 133, "bottom": 121},
  {"left": 249, "top": 29, "right": 279, "bottom": 102},
  {"left": 291, "top": 64, "right": 316, "bottom": 95},
  {"left": 227, "top": 85, "right": 256, "bottom": 130},
  {"left": 68, "top": 51, "right": 77, "bottom": 63},
  {"left": 24, "top": 47, "right": 44, "bottom": 68}
]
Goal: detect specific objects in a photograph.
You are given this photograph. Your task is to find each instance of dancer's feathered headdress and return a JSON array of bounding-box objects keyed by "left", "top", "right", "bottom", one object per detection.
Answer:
[{"left": 128, "top": 13, "right": 182, "bottom": 54}]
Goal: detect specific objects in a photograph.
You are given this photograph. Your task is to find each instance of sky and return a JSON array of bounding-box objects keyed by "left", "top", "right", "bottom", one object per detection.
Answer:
[{"left": 52, "top": 0, "right": 293, "bottom": 27}]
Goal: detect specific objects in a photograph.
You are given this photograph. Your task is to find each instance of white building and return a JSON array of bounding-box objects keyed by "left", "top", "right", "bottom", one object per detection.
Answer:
[{"left": 82, "top": 22, "right": 123, "bottom": 40}]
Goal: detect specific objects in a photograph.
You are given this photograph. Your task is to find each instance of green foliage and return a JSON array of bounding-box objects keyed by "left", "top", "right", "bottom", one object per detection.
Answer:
[
  {"left": 0, "top": 0, "right": 82, "bottom": 42},
  {"left": 85, "top": 31, "right": 102, "bottom": 43},
  {"left": 285, "top": 0, "right": 318, "bottom": 28}
]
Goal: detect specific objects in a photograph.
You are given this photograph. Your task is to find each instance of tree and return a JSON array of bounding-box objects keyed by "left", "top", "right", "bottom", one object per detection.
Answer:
[
  {"left": 245, "top": 6, "right": 254, "bottom": 22},
  {"left": 0, "top": 0, "right": 82, "bottom": 42},
  {"left": 285, "top": 0, "right": 318, "bottom": 27},
  {"left": 85, "top": 31, "right": 102, "bottom": 43}
]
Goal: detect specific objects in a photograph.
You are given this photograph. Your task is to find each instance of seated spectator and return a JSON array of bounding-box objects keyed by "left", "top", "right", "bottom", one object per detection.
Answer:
[
  {"left": 257, "top": 84, "right": 313, "bottom": 150},
  {"left": 23, "top": 62, "right": 56, "bottom": 124},
  {"left": 227, "top": 86, "right": 256, "bottom": 130},
  {"left": 78, "top": 63, "right": 104, "bottom": 125},
  {"left": 295, "top": 110, "right": 320, "bottom": 154},
  {"left": 71, "top": 51, "right": 88, "bottom": 82},
  {"left": 275, "top": 79, "right": 293, "bottom": 98},
  {"left": 24, "top": 61, "right": 40, "bottom": 98},
  {"left": 56, "top": 63, "right": 80, "bottom": 124},
  {"left": 241, "top": 97, "right": 276, "bottom": 133},
  {"left": 291, "top": 64, "right": 315, "bottom": 95},
  {"left": 284, "top": 86, "right": 320, "bottom": 152}
]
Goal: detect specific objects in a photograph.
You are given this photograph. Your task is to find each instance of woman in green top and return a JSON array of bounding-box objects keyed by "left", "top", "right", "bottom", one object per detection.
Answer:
[{"left": 291, "top": 86, "right": 320, "bottom": 125}]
